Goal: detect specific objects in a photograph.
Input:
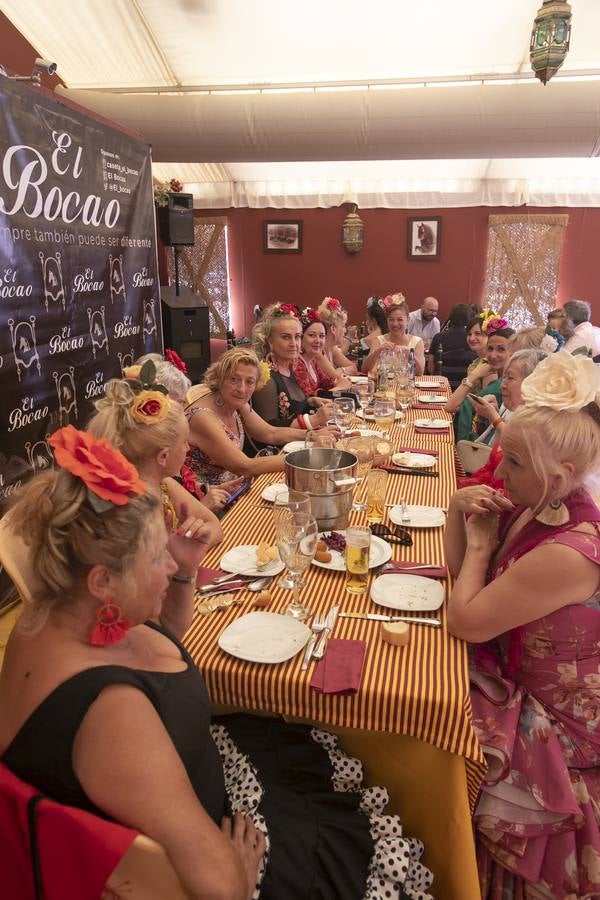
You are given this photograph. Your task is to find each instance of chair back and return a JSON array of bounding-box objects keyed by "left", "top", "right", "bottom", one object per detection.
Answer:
[{"left": 0, "top": 514, "right": 37, "bottom": 604}]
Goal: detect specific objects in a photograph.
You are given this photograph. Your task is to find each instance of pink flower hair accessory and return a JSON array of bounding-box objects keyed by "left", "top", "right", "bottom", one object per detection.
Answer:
[{"left": 482, "top": 315, "right": 509, "bottom": 335}]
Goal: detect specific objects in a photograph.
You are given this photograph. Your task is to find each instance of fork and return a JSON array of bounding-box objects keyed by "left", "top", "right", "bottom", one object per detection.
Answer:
[
  {"left": 313, "top": 605, "right": 339, "bottom": 660},
  {"left": 301, "top": 616, "right": 327, "bottom": 671}
]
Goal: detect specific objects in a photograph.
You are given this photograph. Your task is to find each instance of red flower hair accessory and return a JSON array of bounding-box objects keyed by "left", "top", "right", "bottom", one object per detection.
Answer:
[
  {"left": 483, "top": 315, "right": 509, "bottom": 335},
  {"left": 49, "top": 425, "right": 146, "bottom": 512},
  {"left": 278, "top": 303, "right": 300, "bottom": 318},
  {"left": 324, "top": 296, "right": 342, "bottom": 311},
  {"left": 381, "top": 292, "right": 405, "bottom": 309},
  {"left": 299, "top": 307, "right": 322, "bottom": 330},
  {"left": 165, "top": 348, "right": 187, "bottom": 373}
]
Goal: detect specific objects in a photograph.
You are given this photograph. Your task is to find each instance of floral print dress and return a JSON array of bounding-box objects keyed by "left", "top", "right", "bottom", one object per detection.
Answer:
[
  {"left": 471, "top": 489, "right": 600, "bottom": 899},
  {"left": 184, "top": 406, "right": 244, "bottom": 485}
]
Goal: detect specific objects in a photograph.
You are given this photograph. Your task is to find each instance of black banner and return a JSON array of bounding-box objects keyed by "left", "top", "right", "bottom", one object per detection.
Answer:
[{"left": 0, "top": 76, "right": 162, "bottom": 605}]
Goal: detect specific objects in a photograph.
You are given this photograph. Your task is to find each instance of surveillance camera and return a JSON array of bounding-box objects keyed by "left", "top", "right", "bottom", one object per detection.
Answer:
[{"left": 34, "top": 58, "right": 57, "bottom": 76}]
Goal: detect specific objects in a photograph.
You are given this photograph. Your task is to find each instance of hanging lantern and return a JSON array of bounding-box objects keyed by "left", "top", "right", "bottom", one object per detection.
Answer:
[
  {"left": 530, "top": 0, "right": 572, "bottom": 85},
  {"left": 342, "top": 204, "right": 364, "bottom": 254}
]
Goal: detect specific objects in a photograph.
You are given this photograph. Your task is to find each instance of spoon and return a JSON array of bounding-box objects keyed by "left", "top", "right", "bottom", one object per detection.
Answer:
[{"left": 247, "top": 576, "right": 272, "bottom": 591}]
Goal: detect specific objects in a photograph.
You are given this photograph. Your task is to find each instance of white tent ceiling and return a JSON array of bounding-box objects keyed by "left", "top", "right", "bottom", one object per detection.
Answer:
[{"left": 4, "top": 0, "right": 600, "bottom": 207}]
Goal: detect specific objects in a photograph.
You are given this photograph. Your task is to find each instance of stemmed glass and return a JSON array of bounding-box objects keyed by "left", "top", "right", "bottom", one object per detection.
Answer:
[
  {"left": 395, "top": 378, "right": 412, "bottom": 430},
  {"left": 333, "top": 397, "right": 356, "bottom": 436},
  {"left": 373, "top": 398, "right": 396, "bottom": 440},
  {"left": 344, "top": 435, "right": 374, "bottom": 511},
  {"left": 355, "top": 381, "right": 374, "bottom": 418},
  {"left": 305, "top": 429, "right": 336, "bottom": 450},
  {"left": 273, "top": 489, "right": 310, "bottom": 588},
  {"left": 275, "top": 512, "right": 318, "bottom": 620}
]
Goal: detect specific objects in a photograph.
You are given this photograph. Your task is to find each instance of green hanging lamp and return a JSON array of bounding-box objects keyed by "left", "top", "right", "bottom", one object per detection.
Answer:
[{"left": 530, "top": 0, "right": 572, "bottom": 85}]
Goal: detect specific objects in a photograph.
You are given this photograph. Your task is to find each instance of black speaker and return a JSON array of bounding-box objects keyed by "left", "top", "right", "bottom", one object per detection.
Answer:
[
  {"left": 160, "top": 287, "right": 211, "bottom": 383},
  {"left": 158, "top": 192, "right": 195, "bottom": 246}
]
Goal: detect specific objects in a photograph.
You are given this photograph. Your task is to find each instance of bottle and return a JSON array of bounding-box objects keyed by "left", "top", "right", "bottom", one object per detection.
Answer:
[
  {"left": 435, "top": 341, "right": 444, "bottom": 376},
  {"left": 407, "top": 348, "right": 416, "bottom": 378},
  {"left": 357, "top": 342, "right": 367, "bottom": 372},
  {"left": 226, "top": 328, "right": 236, "bottom": 349}
]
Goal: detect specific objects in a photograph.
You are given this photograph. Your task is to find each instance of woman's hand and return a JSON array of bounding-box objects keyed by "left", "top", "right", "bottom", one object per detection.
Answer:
[
  {"left": 203, "top": 477, "right": 246, "bottom": 512},
  {"left": 334, "top": 375, "right": 353, "bottom": 390},
  {"left": 311, "top": 401, "right": 334, "bottom": 427},
  {"left": 469, "top": 360, "right": 492, "bottom": 382},
  {"left": 221, "top": 813, "right": 266, "bottom": 900},
  {"left": 450, "top": 485, "right": 514, "bottom": 516},
  {"left": 168, "top": 502, "right": 213, "bottom": 574},
  {"left": 469, "top": 393, "right": 499, "bottom": 423},
  {"left": 465, "top": 512, "right": 499, "bottom": 556}
]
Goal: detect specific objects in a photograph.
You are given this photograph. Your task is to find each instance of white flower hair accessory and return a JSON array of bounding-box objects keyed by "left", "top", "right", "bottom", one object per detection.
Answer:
[{"left": 521, "top": 351, "right": 600, "bottom": 412}]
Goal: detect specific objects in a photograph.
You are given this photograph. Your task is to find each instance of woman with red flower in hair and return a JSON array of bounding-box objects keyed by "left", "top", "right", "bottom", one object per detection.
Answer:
[
  {"left": 293, "top": 307, "right": 352, "bottom": 396},
  {"left": 316, "top": 296, "right": 357, "bottom": 375},
  {"left": 86, "top": 361, "right": 222, "bottom": 561}
]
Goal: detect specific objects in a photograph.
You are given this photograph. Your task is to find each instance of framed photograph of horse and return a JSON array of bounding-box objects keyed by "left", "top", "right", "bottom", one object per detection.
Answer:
[{"left": 407, "top": 217, "right": 442, "bottom": 261}]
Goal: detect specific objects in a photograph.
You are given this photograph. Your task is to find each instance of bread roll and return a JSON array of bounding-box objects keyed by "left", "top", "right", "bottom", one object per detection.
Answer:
[
  {"left": 381, "top": 621, "right": 410, "bottom": 646},
  {"left": 253, "top": 590, "right": 272, "bottom": 608}
]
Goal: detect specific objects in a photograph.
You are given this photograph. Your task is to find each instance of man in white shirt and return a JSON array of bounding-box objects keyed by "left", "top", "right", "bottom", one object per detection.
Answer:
[
  {"left": 407, "top": 296, "right": 440, "bottom": 350},
  {"left": 563, "top": 300, "right": 600, "bottom": 359}
]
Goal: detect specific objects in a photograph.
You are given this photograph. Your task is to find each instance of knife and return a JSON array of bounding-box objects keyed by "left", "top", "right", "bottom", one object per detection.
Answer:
[
  {"left": 196, "top": 581, "right": 248, "bottom": 597},
  {"left": 383, "top": 468, "right": 439, "bottom": 478},
  {"left": 339, "top": 612, "right": 441, "bottom": 626}
]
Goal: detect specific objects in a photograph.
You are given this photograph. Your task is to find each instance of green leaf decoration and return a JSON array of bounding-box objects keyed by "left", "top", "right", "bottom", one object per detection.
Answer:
[
  {"left": 124, "top": 379, "right": 143, "bottom": 394},
  {"left": 86, "top": 488, "right": 115, "bottom": 514},
  {"left": 139, "top": 360, "right": 157, "bottom": 387}
]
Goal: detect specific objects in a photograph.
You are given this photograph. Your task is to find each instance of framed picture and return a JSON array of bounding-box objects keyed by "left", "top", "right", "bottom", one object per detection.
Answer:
[
  {"left": 407, "top": 217, "right": 442, "bottom": 260},
  {"left": 263, "top": 220, "right": 303, "bottom": 253}
]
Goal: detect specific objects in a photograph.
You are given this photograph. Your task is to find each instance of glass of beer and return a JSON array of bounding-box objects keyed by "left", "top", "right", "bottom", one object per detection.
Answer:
[
  {"left": 345, "top": 525, "right": 371, "bottom": 594},
  {"left": 373, "top": 399, "right": 395, "bottom": 439},
  {"left": 365, "top": 469, "right": 388, "bottom": 525}
]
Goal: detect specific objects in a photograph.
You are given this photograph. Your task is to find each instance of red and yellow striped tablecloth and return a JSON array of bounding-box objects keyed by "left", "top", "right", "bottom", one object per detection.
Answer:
[{"left": 184, "top": 377, "right": 486, "bottom": 812}]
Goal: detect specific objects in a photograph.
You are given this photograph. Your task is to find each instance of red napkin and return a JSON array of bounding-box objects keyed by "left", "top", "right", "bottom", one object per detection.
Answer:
[
  {"left": 195, "top": 566, "right": 225, "bottom": 587},
  {"left": 394, "top": 446, "right": 439, "bottom": 457},
  {"left": 310, "top": 639, "right": 366, "bottom": 695},
  {"left": 383, "top": 562, "right": 448, "bottom": 578},
  {"left": 414, "top": 426, "right": 449, "bottom": 435}
]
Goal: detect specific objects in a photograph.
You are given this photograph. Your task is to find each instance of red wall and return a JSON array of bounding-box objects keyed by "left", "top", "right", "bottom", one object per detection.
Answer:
[{"left": 197, "top": 205, "right": 600, "bottom": 338}]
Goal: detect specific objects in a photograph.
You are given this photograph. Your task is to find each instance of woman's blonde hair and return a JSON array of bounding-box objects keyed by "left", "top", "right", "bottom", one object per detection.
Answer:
[
  {"left": 503, "top": 404, "right": 600, "bottom": 510},
  {"left": 202, "top": 347, "right": 261, "bottom": 393},
  {"left": 7, "top": 468, "right": 159, "bottom": 633},
  {"left": 508, "top": 327, "right": 547, "bottom": 352},
  {"left": 251, "top": 303, "right": 299, "bottom": 358},
  {"left": 317, "top": 298, "right": 348, "bottom": 329},
  {"left": 87, "top": 379, "right": 187, "bottom": 466}
]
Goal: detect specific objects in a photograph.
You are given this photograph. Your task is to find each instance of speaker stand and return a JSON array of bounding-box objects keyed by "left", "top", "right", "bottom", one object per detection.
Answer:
[{"left": 173, "top": 246, "right": 182, "bottom": 297}]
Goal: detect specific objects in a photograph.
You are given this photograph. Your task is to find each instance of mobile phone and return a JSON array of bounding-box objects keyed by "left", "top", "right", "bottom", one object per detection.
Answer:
[{"left": 223, "top": 480, "right": 251, "bottom": 507}]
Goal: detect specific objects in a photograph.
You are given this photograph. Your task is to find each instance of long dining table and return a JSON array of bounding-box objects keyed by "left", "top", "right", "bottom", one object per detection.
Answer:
[{"left": 183, "top": 376, "right": 486, "bottom": 900}]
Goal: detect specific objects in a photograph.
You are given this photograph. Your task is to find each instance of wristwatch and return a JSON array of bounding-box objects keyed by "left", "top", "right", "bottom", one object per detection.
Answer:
[{"left": 461, "top": 377, "right": 473, "bottom": 388}]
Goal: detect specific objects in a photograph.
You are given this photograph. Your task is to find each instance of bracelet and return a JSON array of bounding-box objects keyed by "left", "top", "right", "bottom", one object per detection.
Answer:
[
  {"left": 491, "top": 416, "right": 503, "bottom": 429},
  {"left": 171, "top": 572, "right": 197, "bottom": 585},
  {"left": 461, "top": 377, "right": 473, "bottom": 388},
  {"left": 303, "top": 414, "right": 313, "bottom": 430},
  {"left": 296, "top": 414, "right": 307, "bottom": 429}
]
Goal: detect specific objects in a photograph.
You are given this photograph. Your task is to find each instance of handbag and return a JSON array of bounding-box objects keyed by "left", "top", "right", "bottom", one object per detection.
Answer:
[{"left": 456, "top": 440, "right": 493, "bottom": 475}]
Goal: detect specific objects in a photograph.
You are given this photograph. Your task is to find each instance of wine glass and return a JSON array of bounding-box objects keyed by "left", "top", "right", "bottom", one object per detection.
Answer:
[
  {"left": 333, "top": 397, "right": 356, "bottom": 436},
  {"left": 395, "top": 378, "right": 412, "bottom": 430},
  {"left": 344, "top": 435, "right": 374, "bottom": 511},
  {"left": 373, "top": 398, "right": 395, "bottom": 440},
  {"left": 305, "top": 429, "right": 336, "bottom": 450},
  {"left": 355, "top": 381, "right": 374, "bottom": 417},
  {"left": 273, "top": 489, "right": 310, "bottom": 589},
  {"left": 275, "top": 512, "right": 318, "bottom": 620}
]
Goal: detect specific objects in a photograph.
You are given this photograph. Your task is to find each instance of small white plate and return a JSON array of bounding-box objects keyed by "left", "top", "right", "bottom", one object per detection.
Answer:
[
  {"left": 349, "top": 375, "right": 369, "bottom": 384},
  {"left": 312, "top": 532, "right": 392, "bottom": 571},
  {"left": 282, "top": 441, "right": 307, "bottom": 453},
  {"left": 356, "top": 408, "right": 403, "bottom": 421},
  {"left": 220, "top": 545, "right": 285, "bottom": 577},
  {"left": 415, "top": 379, "right": 442, "bottom": 389},
  {"left": 413, "top": 418, "right": 451, "bottom": 429},
  {"left": 371, "top": 574, "right": 444, "bottom": 611},
  {"left": 389, "top": 505, "right": 446, "bottom": 528},
  {"left": 418, "top": 394, "right": 445, "bottom": 404},
  {"left": 218, "top": 612, "right": 311, "bottom": 664},
  {"left": 261, "top": 482, "right": 288, "bottom": 503},
  {"left": 391, "top": 452, "right": 437, "bottom": 469}
]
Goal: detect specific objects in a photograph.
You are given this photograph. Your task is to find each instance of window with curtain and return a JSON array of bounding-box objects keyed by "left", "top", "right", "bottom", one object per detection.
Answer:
[
  {"left": 483, "top": 214, "right": 568, "bottom": 329},
  {"left": 166, "top": 216, "right": 230, "bottom": 337}
]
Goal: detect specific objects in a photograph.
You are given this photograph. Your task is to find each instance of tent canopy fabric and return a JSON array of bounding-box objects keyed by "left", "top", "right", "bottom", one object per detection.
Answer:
[{"left": 4, "top": 0, "right": 600, "bottom": 207}]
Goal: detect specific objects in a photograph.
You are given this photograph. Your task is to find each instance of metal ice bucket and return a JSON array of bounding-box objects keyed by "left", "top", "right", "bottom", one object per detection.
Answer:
[{"left": 284, "top": 448, "right": 358, "bottom": 531}]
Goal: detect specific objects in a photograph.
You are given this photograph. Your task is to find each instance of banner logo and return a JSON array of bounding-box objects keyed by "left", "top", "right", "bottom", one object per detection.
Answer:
[{"left": 8, "top": 316, "right": 41, "bottom": 380}]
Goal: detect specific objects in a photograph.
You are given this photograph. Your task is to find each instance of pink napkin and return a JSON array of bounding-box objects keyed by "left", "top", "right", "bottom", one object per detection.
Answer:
[
  {"left": 394, "top": 446, "right": 439, "bottom": 457},
  {"left": 414, "top": 426, "right": 449, "bottom": 435},
  {"left": 310, "top": 639, "right": 366, "bottom": 695},
  {"left": 195, "top": 566, "right": 225, "bottom": 587},
  {"left": 384, "top": 562, "right": 447, "bottom": 578},
  {"left": 413, "top": 402, "right": 446, "bottom": 410}
]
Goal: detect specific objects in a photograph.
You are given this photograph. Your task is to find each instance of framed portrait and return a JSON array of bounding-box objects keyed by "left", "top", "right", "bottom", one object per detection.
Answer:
[
  {"left": 407, "top": 217, "right": 442, "bottom": 261},
  {"left": 263, "top": 220, "right": 303, "bottom": 254}
]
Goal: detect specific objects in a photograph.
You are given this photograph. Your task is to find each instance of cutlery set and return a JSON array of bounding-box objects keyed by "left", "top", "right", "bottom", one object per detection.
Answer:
[{"left": 301, "top": 605, "right": 340, "bottom": 670}]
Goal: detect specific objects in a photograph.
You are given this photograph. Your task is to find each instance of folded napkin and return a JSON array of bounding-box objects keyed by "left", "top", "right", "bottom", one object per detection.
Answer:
[
  {"left": 310, "top": 639, "right": 366, "bottom": 695},
  {"left": 384, "top": 562, "right": 447, "bottom": 578},
  {"left": 394, "top": 446, "right": 439, "bottom": 457},
  {"left": 195, "top": 566, "right": 226, "bottom": 587},
  {"left": 413, "top": 402, "right": 446, "bottom": 410},
  {"left": 414, "top": 426, "right": 449, "bottom": 435}
]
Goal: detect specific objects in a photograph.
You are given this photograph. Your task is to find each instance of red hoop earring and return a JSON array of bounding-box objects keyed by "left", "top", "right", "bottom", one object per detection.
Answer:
[{"left": 90, "top": 598, "right": 133, "bottom": 647}]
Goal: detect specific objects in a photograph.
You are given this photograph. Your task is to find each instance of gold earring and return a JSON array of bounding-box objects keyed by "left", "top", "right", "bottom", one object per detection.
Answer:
[{"left": 535, "top": 498, "right": 570, "bottom": 527}]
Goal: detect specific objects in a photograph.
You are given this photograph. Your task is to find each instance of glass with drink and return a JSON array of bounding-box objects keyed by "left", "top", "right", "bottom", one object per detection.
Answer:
[
  {"left": 333, "top": 397, "right": 356, "bottom": 435},
  {"left": 365, "top": 469, "right": 388, "bottom": 525},
  {"left": 373, "top": 398, "right": 395, "bottom": 439},
  {"left": 345, "top": 525, "right": 372, "bottom": 594}
]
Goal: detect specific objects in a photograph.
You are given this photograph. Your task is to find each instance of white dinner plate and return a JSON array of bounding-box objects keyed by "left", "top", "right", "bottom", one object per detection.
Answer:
[
  {"left": 220, "top": 544, "right": 285, "bottom": 577},
  {"left": 418, "top": 394, "right": 445, "bottom": 404},
  {"left": 218, "top": 612, "right": 311, "bottom": 664},
  {"left": 282, "top": 441, "right": 307, "bottom": 453},
  {"left": 261, "top": 482, "right": 288, "bottom": 503},
  {"left": 349, "top": 375, "right": 369, "bottom": 384},
  {"left": 413, "top": 418, "right": 451, "bottom": 430},
  {"left": 312, "top": 532, "right": 392, "bottom": 571},
  {"left": 415, "top": 379, "right": 442, "bottom": 389},
  {"left": 371, "top": 574, "right": 444, "bottom": 611},
  {"left": 391, "top": 452, "right": 437, "bottom": 469},
  {"left": 356, "top": 408, "right": 403, "bottom": 421},
  {"left": 389, "top": 505, "right": 446, "bottom": 528}
]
